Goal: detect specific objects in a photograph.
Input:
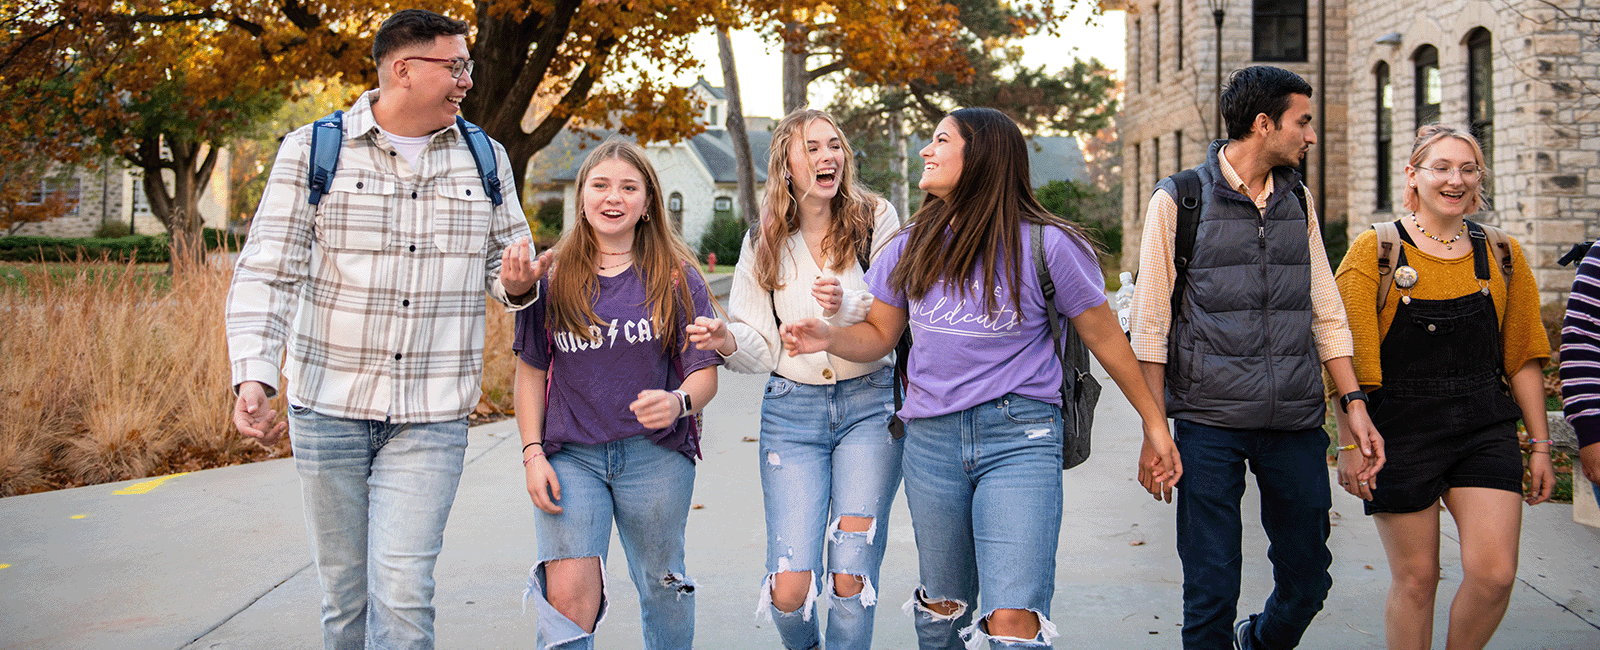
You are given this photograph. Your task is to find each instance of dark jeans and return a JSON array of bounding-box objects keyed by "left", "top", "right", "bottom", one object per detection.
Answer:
[{"left": 1174, "top": 419, "right": 1332, "bottom": 650}]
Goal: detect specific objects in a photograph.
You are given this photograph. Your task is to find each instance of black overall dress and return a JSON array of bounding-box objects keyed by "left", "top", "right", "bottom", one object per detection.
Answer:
[{"left": 1364, "top": 222, "right": 1526, "bottom": 515}]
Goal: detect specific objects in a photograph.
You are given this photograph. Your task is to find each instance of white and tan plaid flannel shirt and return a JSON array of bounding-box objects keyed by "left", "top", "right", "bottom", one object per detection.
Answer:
[{"left": 227, "top": 90, "right": 535, "bottom": 423}]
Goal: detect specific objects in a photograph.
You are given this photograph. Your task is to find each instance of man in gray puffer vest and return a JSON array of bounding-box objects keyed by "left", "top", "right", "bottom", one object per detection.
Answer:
[{"left": 1129, "top": 66, "right": 1385, "bottom": 650}]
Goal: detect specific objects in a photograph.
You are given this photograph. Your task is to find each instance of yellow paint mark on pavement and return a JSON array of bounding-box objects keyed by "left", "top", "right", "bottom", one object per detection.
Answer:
[
  {"left": 70, "top": 515, "right": 86, "bottom": 519},
  {"left": 114, "top": 472, "right": 191, "bottom": 495}
]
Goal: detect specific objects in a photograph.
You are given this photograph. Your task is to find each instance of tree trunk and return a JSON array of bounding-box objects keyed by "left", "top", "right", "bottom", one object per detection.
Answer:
[
  {"left": 889, "top": 109, "right": 908, "bottom": 221},
  {"left": 782, "top": 22, "right": 809, "bottom": 114},
  {"left": 129, "top": 134, "right": 215, "bottom": 271},
  {"left": 718, "top": 27, "right": 760, "bottom": 227}
]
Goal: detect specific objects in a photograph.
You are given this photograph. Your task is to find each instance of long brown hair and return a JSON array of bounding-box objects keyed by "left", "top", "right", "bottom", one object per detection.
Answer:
[
  {"left": 547, "top": 139, "right": 702, "bottom": 352},
  {"left": 752, "top": 108, "right": 884, "bottom": 291},
  {"left": 890, "top": 107, "right": 1097, "bottom": 315}
]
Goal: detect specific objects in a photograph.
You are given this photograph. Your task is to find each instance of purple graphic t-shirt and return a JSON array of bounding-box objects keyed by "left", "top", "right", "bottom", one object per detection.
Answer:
[
  {"left": 866, "top": 223, "right": 1106, "bottom": 420},
  {"left": 513, "top": 266, "right": 721, "bottom": 460}
]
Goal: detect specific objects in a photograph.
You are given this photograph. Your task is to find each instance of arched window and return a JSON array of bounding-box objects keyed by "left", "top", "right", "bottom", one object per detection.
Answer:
[
  {"left": 1253, "top": 0, "right": 1307, "bottom": 62},
  {"left": 1376, "top": 62, "right": 1393, "bottom": 210},
  {"left": 1414, "top": 45, "right": 1441, "bottom": 129},
  {"left": 668, "top": 192, "right": 684, "bottom": 232},
  {"left": 1467, "top": 27, "right": 1494, "bottom": 204}
]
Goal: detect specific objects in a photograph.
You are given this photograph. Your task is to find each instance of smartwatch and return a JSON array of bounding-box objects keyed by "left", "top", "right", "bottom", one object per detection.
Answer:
[
  {"left": 672, "top": 389, "right": 693, "bottom": 418},
  {"left": 1338, "top": 390, "right": 1369, "bottom": 413}
]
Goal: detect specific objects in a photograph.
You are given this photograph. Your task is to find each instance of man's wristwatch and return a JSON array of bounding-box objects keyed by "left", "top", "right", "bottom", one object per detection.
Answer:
[
  {"left": 672, "top": 389, "right": 693, "bottom": 419},
  {"left": 1339, "top": 390, "right": 1369, "bottom": 413}
]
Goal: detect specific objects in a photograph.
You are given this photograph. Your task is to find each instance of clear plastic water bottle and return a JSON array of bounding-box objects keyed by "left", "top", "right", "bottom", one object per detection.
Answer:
[{"left": 1114, "top": 271, "right": 1135, "bottom": 333}]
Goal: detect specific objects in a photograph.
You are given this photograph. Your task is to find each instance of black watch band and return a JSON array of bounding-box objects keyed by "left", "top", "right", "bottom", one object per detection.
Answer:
[{"left": 1339, "top": 390, "right": 1369, "bottom": 413}]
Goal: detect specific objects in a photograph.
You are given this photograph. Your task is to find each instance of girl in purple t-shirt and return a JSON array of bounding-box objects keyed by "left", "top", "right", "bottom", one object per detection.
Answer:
[
  {"left": 783, "top": 108, "right": 1183, "bottom": 649},
  {"left": 512, "top": 140, "right": 720, "bottom": 650},
  {"left": 687, "top": 108, "right": 903, "bottom": 649}
]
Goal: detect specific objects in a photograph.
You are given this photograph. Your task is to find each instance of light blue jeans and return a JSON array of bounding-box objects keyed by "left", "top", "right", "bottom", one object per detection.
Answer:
[
  {"left": 758, "top": 366, "right": 903, "bottom": 650},
  {"left": 524, "top": 435, "right": 697, "bottom": 650},
  {"left": 901, "top": 394, "right": 1063, "bottom": 650},
  {"left": 288, "top": 405, "right": 469, "bottom": 650}
]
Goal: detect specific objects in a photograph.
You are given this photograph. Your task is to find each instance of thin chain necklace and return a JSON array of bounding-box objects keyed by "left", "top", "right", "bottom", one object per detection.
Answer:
[
  {"left": 598, "top": 254, "right": 633, "bottom": 271},
  {"left": 1411, "top": 213, "right": 1465, "bottom": 250},
  {"left": 599, "top": 249, "right": 631, "bottom": 256}
]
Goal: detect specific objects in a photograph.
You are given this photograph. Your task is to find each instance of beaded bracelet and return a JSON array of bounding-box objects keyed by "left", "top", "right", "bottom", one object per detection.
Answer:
[{"left": 1525, "top": 438, "right": 1553, "bottom": 445}]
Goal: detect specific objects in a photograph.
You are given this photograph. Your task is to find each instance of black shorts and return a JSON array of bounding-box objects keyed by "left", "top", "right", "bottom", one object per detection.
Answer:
[{"left": 1365, "top": 419, "right": 1524, "bottom": 515}]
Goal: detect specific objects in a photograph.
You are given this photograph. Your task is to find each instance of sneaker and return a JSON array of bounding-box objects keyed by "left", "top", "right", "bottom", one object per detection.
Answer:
[{"left": 1233, "top": 618, "right": 1252, "bottom": 650}]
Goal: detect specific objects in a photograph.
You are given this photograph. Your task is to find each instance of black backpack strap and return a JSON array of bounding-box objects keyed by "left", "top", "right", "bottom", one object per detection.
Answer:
[
  {"left": 1170, "top": 169, "right": 1202, "bottom": 318},
  {"left": 1467, "top": 221, "right": 1492, "bottom": 284},
  {"left": 456, "top": 116, "right": 504, "bottom": 207},
  {"left": 307, "top": 111, "right": 345, "bottom": 206}
]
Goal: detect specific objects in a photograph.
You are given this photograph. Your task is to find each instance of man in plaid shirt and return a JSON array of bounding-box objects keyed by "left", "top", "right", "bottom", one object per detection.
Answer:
[{"left": 225, "top": 10, "right": 546, "bottom": 649}]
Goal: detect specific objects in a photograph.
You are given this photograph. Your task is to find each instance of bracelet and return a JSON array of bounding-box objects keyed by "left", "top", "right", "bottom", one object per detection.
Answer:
[
  {"left": 522, "top": 448, "right": 545, "bottom": 466},
  {"left": 1530, "top": 450, "right": 1551, "bottom": 454},
  {"left": 1336, "top": 444, "right": 1359, "bottom": 452},
  {"left": 522, "top": 442, "right": 541, "bottom": 454},
  {"left": 1525, "top": 438, "right": 1553, "bottom": 445}
]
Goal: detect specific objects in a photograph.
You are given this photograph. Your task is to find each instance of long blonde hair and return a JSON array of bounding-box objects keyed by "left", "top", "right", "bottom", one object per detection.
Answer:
[
  {"left": 752, "top": 109, "right": 884, "bottom": 291},
  {"left": 547, "top": 139, "right": 702, "bottom": 353}
]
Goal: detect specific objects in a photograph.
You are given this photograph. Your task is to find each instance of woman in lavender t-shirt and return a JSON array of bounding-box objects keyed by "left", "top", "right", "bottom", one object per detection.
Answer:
[
  {"left": 783, "top": 108, "right": 1183, "bottom": 649},
  {"left": 512, "top": 140, "right": 721, "bottom": 650}
]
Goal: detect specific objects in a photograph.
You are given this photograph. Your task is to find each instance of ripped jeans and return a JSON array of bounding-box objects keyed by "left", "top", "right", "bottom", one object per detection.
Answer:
[
  {"left": 901, "top": 394, "right": 1063, "bottom": 650},
  {"left": 525, "top": 435, "right": 696, "bottom": 650},
  {"left": 757, "top": 367, "right": 903, "bottom": 650}
]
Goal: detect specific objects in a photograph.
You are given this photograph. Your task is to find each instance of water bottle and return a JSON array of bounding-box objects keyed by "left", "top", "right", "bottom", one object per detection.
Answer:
[{"left": 1114, "top": 271, "right": 1135, "bottom": 333}]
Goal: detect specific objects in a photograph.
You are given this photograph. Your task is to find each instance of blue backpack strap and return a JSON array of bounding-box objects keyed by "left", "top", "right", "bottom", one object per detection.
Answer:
[
  {"left": 307, "top": 111, "right": 345, "bottom": 206},
  {"left": 456, "top": 116, "right": 504, "bottom": 207}
]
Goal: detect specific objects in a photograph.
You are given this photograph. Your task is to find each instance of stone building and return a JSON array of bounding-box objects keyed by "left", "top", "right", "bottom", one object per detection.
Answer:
[
  {"left": 1345, "top": 1, "right": 1600, "bottom": 301},
  {"left": 7, "top": 155, "right": 232, "bottom": 239},
  {"left": 1120, "top": 0, "right": 1600, "bottom": 302},
  {"left": 1118, "top": 0, "right": 1350, "bottom": 266}
]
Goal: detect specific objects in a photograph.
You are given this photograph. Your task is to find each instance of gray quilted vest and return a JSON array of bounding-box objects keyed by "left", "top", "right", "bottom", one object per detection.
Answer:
[{"left": 1157, "top": 140, "right": 1325, "bottom": 431}]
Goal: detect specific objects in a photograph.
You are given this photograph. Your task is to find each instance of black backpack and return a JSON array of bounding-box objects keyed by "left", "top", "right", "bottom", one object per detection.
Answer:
[{"left": 1031, "top": 221, "right": 1102, "bottom": 470}]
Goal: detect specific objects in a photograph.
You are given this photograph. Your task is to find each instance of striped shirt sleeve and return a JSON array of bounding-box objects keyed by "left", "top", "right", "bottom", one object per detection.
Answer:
[{"left": 1561, "top": 245, "right": 1600, "bottom": 448}]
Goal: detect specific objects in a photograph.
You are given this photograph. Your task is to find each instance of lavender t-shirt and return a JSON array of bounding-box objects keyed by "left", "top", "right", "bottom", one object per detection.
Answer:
[
  {"left": 513, "top": 266, "right": 721, "bottom": 460},
  {"left": 866, "top": 223, "right": 1106, "bottom": 420}
]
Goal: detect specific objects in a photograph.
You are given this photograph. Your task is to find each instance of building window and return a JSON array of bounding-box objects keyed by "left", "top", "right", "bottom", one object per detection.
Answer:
[
  {"left": 23, "top": 176, "right": 82, "bottom": 216},
  {"left": 1467, "top": 27, "right": 1493, "bottom": 204},
  {"left": 130, "top": 174, "right": 152, "bottom": 217},
  {"left": 1177, "top": 0, "right": 1184, "bottom": 71},
  {"left": 1376, "top": 62, "right": 1393, "bottom": 210},
  {"left": 1132, "top": 18, "right": 1142, "bottom": 94},
  {"left": 669, "top": 192, "right": 684, "bottom": 232},
  {"left": 1133, "top": 142, "right": 1142, "bottom": 207},
  {"left": 713, "top": 196, "right": 733, "bottom": 228},
  {"left": 1154, "top": 4, "right": 1162, "bottom": 84},
  {"left": 1175, "top": 130, "right": 1184, "bottom": 174},
  {"left": 1253, "top": 0, "right": 1307, "bottom": 62},
  {"left": 1414, "top": 45, "right": 1440, "bottom": 129},
  {"left": 1153, "top": 136, "right": 1161, "bottom": 191},
  {"left": 709, "top": 105, "right": 719, "bottom": 127}
]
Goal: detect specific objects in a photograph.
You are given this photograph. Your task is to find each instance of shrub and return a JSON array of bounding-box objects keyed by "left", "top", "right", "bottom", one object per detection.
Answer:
[
  {"left": 698, "top": 212, "right": 746, "bottom": 266},
  {"left": 0, "top": 235, "right": 169, "bottom": 263},
  {"left": 94, "top": 221, "right": 133, "bottom": 239}
]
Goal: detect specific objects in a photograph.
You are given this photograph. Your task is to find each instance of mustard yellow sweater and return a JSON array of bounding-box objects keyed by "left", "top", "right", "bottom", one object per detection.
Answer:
[{"left": 1334, "top": 228, "right": 1550, "bottom": 391}]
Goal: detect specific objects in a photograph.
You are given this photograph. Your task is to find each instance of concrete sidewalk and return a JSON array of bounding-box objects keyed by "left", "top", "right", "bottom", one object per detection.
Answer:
[{"left": 2, "top": 368, "right": 1597, "bottom": 649}]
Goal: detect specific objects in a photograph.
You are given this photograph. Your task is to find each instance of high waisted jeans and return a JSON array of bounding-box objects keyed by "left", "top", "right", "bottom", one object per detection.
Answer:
[
  {"left": 901, "top": 394, "right": 1064, "bottom": 650},
  {"left": 757, "top": 366, "right": 903, "bottom": 650},
  {"left": 288, "top": 406, "right": 469, "bottom": 650},
  {"left": 524, "top": 435, "right": 696, "bottom": 650}
]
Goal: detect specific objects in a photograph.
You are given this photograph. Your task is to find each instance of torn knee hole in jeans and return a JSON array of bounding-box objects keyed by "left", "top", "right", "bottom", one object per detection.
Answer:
[
  {"left": 661, "top": 572, "right": 695, "bottom": 596},
  {"left": 901, "top": 587, "right": 966, "bottom": 621},
  {"left": 962, "top": 609, "right": 1059, "bottom": 649},
  {"left": 826, "top": 572, "right": 877, "bottom": 607},
  {"left": 826, "top": 514, "right": 876, "bottom": 544}
]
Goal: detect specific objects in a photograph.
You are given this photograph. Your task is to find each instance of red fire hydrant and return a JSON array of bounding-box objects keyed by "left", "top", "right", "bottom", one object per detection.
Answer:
[{"left": 707, "top": 252, "right": 717, "bottom": 273}]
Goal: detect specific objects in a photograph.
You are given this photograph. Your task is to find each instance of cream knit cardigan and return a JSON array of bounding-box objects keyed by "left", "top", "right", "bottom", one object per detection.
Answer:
[{"left": 721, "top": 200, "right": 901, "bottom": 384}]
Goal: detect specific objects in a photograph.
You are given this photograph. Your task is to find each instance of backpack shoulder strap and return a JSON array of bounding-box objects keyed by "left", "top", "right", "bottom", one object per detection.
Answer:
[
  {"left": 456, "top": 116, "right": 504, "bottom": 207},
  {"left": 1170, "top": 169, "right": 1203, "bottom": 318},
  {"left": 307, "top": 111, "right": 345, "bottom": 206},
  {"left": 1032, "top": 222, "right": 1068, "bottom": 403},
  {"left": 1373, "top": 220, "right": 1402, "bottom": 311},
  {"left": 1475, "top": 221, "right": 1514, "bottom": 287}
]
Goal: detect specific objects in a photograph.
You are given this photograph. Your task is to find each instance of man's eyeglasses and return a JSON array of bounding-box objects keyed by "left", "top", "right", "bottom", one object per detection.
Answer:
[
  {"left": 403, "top": 57, "right": 474, "bottom": 79},
  {"left": 1419, "top": 165, "right": 1483, "bottom": 182}
]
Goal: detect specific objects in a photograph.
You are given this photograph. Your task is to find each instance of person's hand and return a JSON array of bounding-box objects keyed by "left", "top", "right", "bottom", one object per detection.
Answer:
[
  {"left": 813, "top": 277, "right": 843, "bottom": 317},
  {"left": 779, "top": 318, "right": 832, "bottom": 356},
  {"left": 502, "top": 237, "right": 553, "bottom": 298},
  {"left": 687, "top": 316, "right": 733, "bottom": 355},
  {"left": 1526, "top": 449, "right": 1557, "bottom": 505},
  {"left": 1343, "top": 403, "right": 1386, "bottom": 482},
  {"left": 1581, "top": 444, "right": 1600, "bottom": 488},
  {"left": 525, "top": 453, "right": 563, "bottom": 514},
  {"left": 630, "top": 389, "right": 682, "bottom": 429},
  {"left": 1138, "top": 428, "right": 1182, "bottom": 503},
  {"left": 1337, "top": 447, "right": 1376, "bottom": 500},
  {"left": 233, "top": 381, "right": 287, "bottom": 446}
]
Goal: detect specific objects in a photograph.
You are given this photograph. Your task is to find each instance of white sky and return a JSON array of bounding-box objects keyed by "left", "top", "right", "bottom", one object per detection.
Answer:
[{"left": 683, "top": 5, "right": 1127, "bottom": 119}]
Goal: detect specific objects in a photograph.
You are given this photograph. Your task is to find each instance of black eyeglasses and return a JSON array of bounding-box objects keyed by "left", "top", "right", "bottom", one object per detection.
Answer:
[{"left": 402, "top": 57, "right": 474, "bottom": 79}]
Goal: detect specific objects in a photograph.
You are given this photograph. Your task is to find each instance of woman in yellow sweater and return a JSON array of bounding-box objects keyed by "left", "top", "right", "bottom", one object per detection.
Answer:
[{"left": 1333, "top": 124, "right": 1555, "bottom": 650}]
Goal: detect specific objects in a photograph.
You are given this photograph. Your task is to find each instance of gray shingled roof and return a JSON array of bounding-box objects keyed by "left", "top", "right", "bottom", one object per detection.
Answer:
[{"left": 536, "top": 128, "right": 771, "bottom": 185}]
